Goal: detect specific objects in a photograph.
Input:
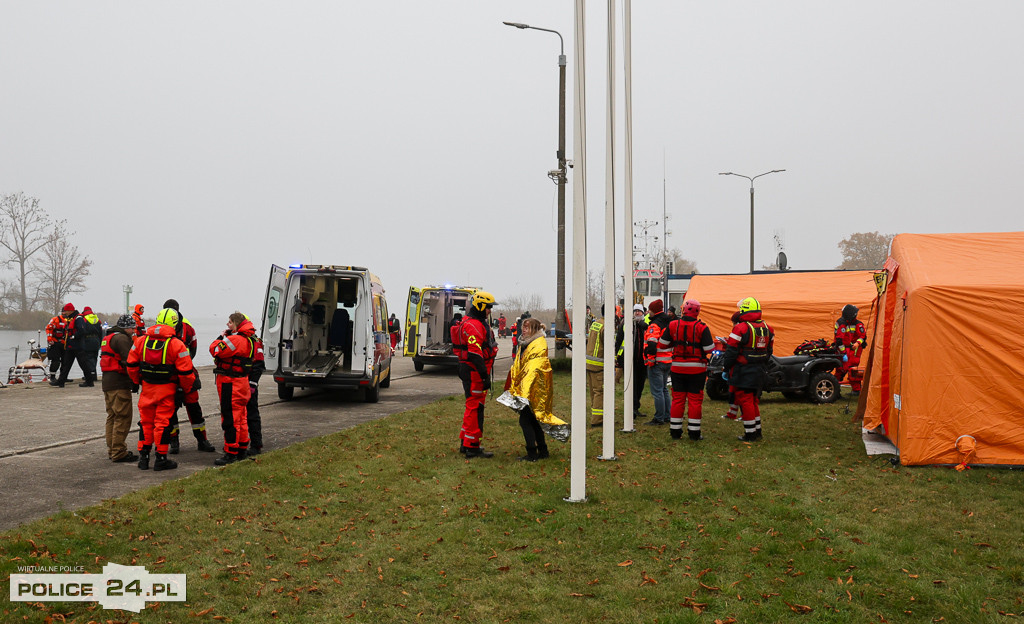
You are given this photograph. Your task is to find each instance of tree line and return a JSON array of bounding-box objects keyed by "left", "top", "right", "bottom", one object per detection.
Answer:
[{"left": 0, "top": 192, "right": 92, "bottom": 323}]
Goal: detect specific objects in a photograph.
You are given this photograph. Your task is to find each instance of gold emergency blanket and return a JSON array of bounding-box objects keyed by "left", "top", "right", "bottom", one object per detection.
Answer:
[{"left": 497, "top": 332, "right": 570, "bottom": 442}]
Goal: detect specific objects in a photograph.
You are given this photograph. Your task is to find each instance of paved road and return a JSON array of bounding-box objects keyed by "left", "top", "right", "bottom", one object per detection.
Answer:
[{"left": 0, "top": 345, "right": 516, "bottom": 531}]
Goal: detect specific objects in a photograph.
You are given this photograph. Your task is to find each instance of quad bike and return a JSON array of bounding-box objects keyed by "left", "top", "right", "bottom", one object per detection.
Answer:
[{"left": 705, "top": 339, "right": 843, "bottom": 404}]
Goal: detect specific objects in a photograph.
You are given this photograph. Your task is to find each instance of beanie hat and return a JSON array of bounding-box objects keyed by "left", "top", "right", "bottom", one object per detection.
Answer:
[
  {"left": 62, "top": 303, "right": 75, "bottom": 313},
  {"left": 632, "top": 303, "right": 645, "bottom": 312},
  {"left": 82, "top": 306, "right": 94, "bottom": 315},
  {"left": 116, "top": 314, "right": 135, "bottom": 328},
  {"left": 648, "top": 299, "right": 664, "bottom": 315}
]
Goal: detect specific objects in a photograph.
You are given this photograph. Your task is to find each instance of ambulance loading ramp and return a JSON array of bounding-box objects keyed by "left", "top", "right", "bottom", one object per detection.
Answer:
[{"left": 292, "top": 351, "right": 343, "bottom": 379}]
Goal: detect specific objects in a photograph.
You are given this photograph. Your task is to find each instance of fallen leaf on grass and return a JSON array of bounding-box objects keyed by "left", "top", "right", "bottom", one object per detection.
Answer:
[
  {"left": 785, "top": 602, "right": 813, "bottom": 614},
  {"left": 618, "top": 560, "right": 633, "bottom": 567},
  {"left": 699, "top": 581, "right": 721, "bottom": 591}
]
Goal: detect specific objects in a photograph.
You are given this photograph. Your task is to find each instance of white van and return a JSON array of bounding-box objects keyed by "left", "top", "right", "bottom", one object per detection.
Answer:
[
  {"left": 403, "top": 285, "right": 479, "bottom": 371},
  {"left": 261, "top": 264, "right": 392, "bottom": 402}
]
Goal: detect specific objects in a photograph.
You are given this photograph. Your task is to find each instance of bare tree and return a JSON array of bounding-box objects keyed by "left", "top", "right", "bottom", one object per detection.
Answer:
[
  {"left": 498, "top": 292, "right": 545, "bottom": 318},
  {"left": 837, "top": 231, "right": 894, "bottom": 270},
  {"left": 585, "top": 270, "right": 624, "bottom": 311},
  {"left": 0, "top": 192, "right": 51, "bottom": 312},
  {"left": 35, "top": 223, "right": 92, "bottom": 314},
  {"left": 654, "top": 248, "right": 699, "bottom": 275}
]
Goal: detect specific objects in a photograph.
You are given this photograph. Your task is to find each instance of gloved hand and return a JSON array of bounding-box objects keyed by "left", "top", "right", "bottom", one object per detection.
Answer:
[
  {"left": 842, "top": 354, "right": 849, "bottom": 363},
  {"left": 131, "top": 384, "right": 140, "bottom": 394},
  {"left": 644, "top": 345, "right": 656, "bottom": 357}
]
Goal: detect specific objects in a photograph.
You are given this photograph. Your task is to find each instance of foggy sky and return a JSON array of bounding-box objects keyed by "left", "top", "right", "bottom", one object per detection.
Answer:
[{"left": 2, "top": 1, "right": 1022, "bottom": 323}]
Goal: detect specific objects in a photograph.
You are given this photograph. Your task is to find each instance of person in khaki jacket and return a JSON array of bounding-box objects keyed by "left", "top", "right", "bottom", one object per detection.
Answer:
[{"left": 585, "top": 305, "right": 606, "bottom": 427}]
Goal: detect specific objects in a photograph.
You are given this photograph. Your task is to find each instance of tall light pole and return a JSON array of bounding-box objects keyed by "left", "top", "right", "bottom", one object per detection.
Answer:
[
  {"left": 503, "top": 21, "right": 568, "bottom": 357},
  {"left": 719, "top": 169, "right": 785, "bottom": 273}
]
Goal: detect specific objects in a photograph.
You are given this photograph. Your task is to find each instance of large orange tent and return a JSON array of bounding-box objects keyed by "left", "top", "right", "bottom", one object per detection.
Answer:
[
  {"left": 683, "top": 271, "right": 878, "bottom": 356},
  {"left": 861, "top": 232, "right": 1024, "bottom": 467}
]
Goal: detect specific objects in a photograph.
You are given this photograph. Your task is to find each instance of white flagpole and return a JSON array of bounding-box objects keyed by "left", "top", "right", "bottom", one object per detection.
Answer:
[
  {"left": 566, "top": 0, "right": 589, "bottom": 503},
  {"left": 600, "top": 0, "right": 618, "bottom": 461},
  {"left": 622, "top": 0, "right": 635, "bottom": 433}
]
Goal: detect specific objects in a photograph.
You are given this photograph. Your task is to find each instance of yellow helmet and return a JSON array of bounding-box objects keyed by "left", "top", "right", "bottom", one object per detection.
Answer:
[
  {"left": 737, "top": 297, "right": 761, "bottom": 314},
  {"left": 155, "top": 308, "right": 180, "bottom": 327},
  {"left": 471, "top": 291, "right": 496, "bottom": 312}
]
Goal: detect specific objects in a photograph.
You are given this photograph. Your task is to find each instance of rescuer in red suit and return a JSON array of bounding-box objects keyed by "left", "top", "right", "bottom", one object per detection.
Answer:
[
  {"left": 163, "top": 298, "right": 216, "bottom": 454},
  {"left": 834, "top": 304, "right": 867, "bottom": 396},
  {"left": 722, "top": 297, "right": 775, "bottom": 442},
  {"left": 456, "top": 292, "right": 497, "bottom": 458},
  {"left": 659, "top": 299, "right": 715, "bottom": 441},
  {"left": 210, "top": 312, "right": 256, "bottom": 465},
  {"left": 126, "top": 308, "right": 197, "bottom": 471}
]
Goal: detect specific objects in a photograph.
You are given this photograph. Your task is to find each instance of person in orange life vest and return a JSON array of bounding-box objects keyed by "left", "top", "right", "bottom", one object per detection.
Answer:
[
  {"left": 498, "top": 313, "right": 507, "bottom": 338},
  {"left": 126, "top": 308, "right": 197, "bottom": 471},
  {"left": 834, "top": 304, "right": 867, "bottom": 396},
  {"left": 245, "top": 323, "right": 266, "bottom": 457},
  {"left": 456, "top": 292, "right": 497, "bottom": 458},
  {"left": 51, "top": 304, "right": 85, "bottom": 387},
  {"left": 722, "top": 297, "right": 775, "bottom": 442},
  {"left": 659, "top": 299, "right": 715, "bottom": 441},
  {"left": 162, "top": 298, "right": 215, "bottom": 454},
  {"left": 101, "top": 315, "right": 138, "bottom": 463},
  {"left": 45, "top": 306, "right": 72, "bottom": 381},
  {"left": 643, "top": 299, "right": 673, "bottom": 425},
  {"left": 210, "top": 311, "right": 257, "bottom": 465},
  {"left": 132, "top": 304, "right": 146, "bottom": 337},
  {"left": 720, "top": 311, "right": 742, "bottom": 421}
]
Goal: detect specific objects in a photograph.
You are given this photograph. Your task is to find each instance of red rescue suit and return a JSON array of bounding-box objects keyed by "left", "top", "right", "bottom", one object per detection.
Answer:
[
  {"left": 834, "top": 318, "right": 866, "bottom": 392},
  {"left": 210, "top": 321, "right": 256, "bottom": 457},
  {"left": 126, "top": 325, "right": 196, "bottom": 455},
  {"left": 723, "top": 311, "right": 775, "bottom": 439},
  {"left": 456, "top": 312, "right": 496, "bottom": 450},
  {"left": 659, "top": 317, "right": 715, "bottom": 440},
  {"left": 132, "top": 307, "right": 146, "bottom": 337}
]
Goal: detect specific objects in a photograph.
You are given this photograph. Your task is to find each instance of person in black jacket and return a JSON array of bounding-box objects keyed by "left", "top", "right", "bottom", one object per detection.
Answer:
[{"left": 616, "top": 304, "right": 649, "bottom": 419}]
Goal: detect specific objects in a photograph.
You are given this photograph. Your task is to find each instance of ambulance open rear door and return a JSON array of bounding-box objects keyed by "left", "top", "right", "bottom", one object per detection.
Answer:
[
  {"left": 261, "top": 264, "right": 289, "bottom": 373},
  {"left": 404, "top": 287, "right": 421, "bottom": 358}
]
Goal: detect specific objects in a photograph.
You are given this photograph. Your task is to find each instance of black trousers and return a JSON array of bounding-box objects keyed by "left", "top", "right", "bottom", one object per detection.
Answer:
[
  {"left": 47, "top": 343, "right": 64, "bottom": 375},
  {"left": 246, "top": 378, "right": 262, "bottom": 448},
  {"left": 518, "top": 407, "right": 546, "bottom": 450},
  {"left": 632, "top": 362, "right": 647, "bottom": 410}
]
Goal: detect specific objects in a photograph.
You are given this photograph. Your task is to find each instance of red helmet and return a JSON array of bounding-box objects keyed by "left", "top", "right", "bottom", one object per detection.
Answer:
[{"left": 683, "top": 299, "right": 701, "bottom": 317}]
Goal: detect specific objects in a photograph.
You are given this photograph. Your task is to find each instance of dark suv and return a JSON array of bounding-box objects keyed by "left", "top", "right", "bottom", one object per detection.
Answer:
[{"left": 705, "top": 349, "right": 842, "bottom": 404}]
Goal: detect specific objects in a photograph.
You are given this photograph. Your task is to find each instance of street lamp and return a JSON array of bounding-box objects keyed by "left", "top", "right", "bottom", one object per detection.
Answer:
[
  {"left": 719, "top": 169, "right": 786, "bottom": 273},
  {"left": 503, "top": 20, "right": 568, "bottom": 357}
]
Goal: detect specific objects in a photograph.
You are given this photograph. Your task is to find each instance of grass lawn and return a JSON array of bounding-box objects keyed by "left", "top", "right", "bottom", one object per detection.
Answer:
[{"left": 3, "top": 372, "right": 1024, "bottom": 623}]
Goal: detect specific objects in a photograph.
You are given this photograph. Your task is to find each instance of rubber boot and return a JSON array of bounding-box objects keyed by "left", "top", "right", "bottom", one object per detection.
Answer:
[
  {"left": 738, "top": 431, "right": 760, "bottom": 442},
  {"left": 459, "top": 445, "right": 468, "bottom": 455},
  {"left": 195, "top": 435, "right": 215, "bottom": 452},
  {"left": 688, "top": 430, "right": 703, "bottom": 441},
  {"left": 465, "top": 447, "right": 494, "bottom": 459},
  {"left": 137, "top": 450, "right": 151, "bottom": 471},
  {"left": 518, "top": 446, "right": 539, "bottom": 462},
  {"left": 153, "top": 453, "right": 177, "bottom": 471},
  {"left": 169, "top": 437, "right": 180, "bottom": 455},
  {"left": 215, "top": 452, "right": 242, "bottom": 466},
  {"left": 670, "top": 429, "right": 683, "bottom": 440}
]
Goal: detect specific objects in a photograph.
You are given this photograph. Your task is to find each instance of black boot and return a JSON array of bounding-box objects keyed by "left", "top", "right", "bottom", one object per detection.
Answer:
[
  {"left": 137, "top": 450, "right": 151, "bottom": 470},
  {"left": 537, "top": 444, "right": 549, "bottom": 459},
  {"left": 738, "top": 431, "right": 760, "bottom": 442},
  {"left": 459, "top": 445, "right": 468, "bottom": 455},
  {"left": 670, "top": 430, "right": 682, "bottom": 440},
  {"left": 688, "top": 430, "right": 703, "bottom": 441},
  {"left": 153, "top": 453, "right": 177, "bottom": 471},
  {"left": 518, "top": 446, "right": 539, "bottom": 462},
  {"left": 465, "top": 447, "right": 494, "bottom": 459},
  {"left": 196, "top": 437, "right": 215, "bottom": 452},
  {"left": 214, "top": 452, "right": 242, "bottom": 466}
]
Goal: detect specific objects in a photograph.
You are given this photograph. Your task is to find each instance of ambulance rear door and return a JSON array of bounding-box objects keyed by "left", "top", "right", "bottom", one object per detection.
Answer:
[
  {"left": 261, "top": 264, "right": 289, "bottom": 373},
  {"left": 404, "top": 286, "right": 421, "bottom": 357}
]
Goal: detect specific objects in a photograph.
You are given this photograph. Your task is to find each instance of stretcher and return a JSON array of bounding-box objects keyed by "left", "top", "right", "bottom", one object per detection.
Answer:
[{"left": 291, "top": 351, "right": 343, "bottom": 378}]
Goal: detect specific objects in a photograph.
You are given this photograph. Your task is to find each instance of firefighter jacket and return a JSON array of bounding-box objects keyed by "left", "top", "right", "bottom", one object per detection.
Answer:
[
  {"left": 46, "top": 315, "right": 69, "bottom": 346},
  {"left": 722, "top": 310, "right": 775, "bottom": 391},
  {"left": 210, "top": 319, "right": 258, "bottom": 378},
  {"left": 100, "top": 327, "right": 134, "bottom": 391},
  {"left": 507, "top": 331, "right": 565, "bottom": 427},
  {"left": 643, "top": 312, "right": 672, "bottom": 367},
  {"left": 126, "top": 324, "right": 196, "bottom": 393},
  {"left": 458, "top": 312, "right": 496, "bottom": 379},
  {"left": 659, "top": 316, "right": 715, "bottom": 374},
  {"left": 834, "top": 318, "right": 867, "bottom": 356},
  {"left": 585, "top": 317, "right": 605, "bottom": 372}
]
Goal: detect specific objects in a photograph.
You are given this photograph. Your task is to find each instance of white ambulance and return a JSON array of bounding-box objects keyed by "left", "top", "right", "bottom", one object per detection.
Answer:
[{"left": 261, "top": 264, "right": 392, "bottom": 401}]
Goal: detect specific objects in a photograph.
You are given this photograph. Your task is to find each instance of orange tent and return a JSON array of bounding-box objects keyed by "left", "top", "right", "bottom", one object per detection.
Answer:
[
  {"left": 683, "top": 271, "right": 878, "bottom": 356},
  {"left": 862, "top": 232, "right": 1024, "bottom": 467}
]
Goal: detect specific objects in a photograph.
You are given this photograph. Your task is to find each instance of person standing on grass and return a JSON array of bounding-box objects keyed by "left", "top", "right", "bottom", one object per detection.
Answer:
[
  {"left": 585, "top": 305, "right": 606, "bottom": 427},
  {"left": 722, "top": 297, "right": 774, "bottom": 442},
  {"left": 643, "top": 299, "right": 672, "bottom": 426},
  {"left": 506, "top": 318, "right": 558, "bottom": 461},
  {"left": 456, "top": 291, "right": 497, "bottom": 458},
  {"left": 660, "top": 299, "right": 715, "bottom": 441},
  {"left": 834, "top": 304, "right": 867, "bottom": 397}
]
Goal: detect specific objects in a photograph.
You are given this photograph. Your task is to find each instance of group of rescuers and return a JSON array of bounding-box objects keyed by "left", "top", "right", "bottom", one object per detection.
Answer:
[{"left": 45, "top": 300, "right": 265, "bottom": 471}]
